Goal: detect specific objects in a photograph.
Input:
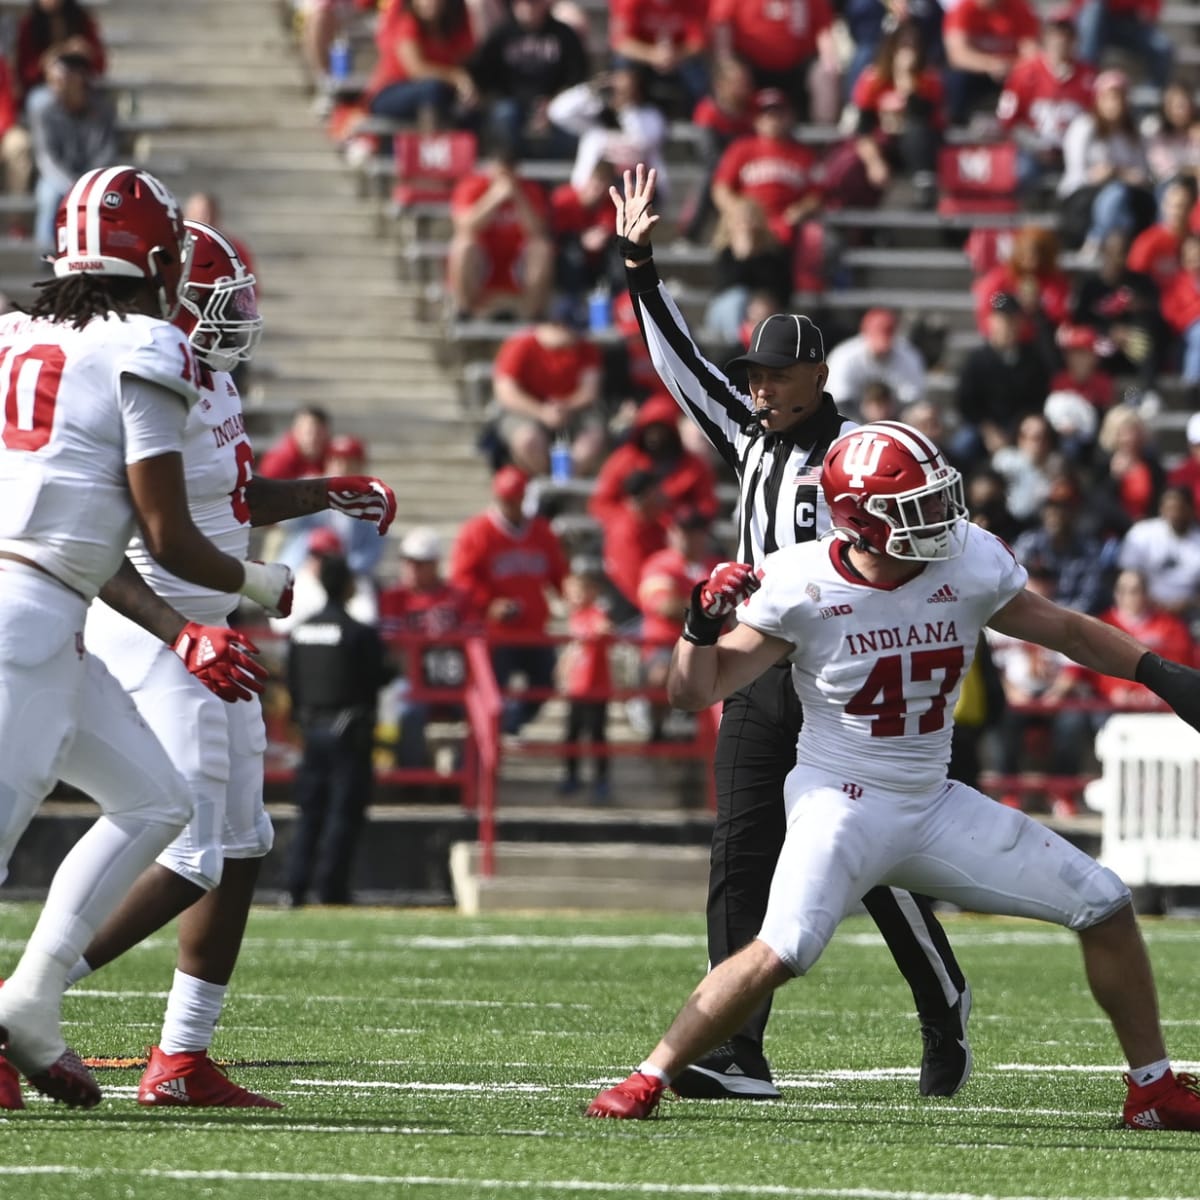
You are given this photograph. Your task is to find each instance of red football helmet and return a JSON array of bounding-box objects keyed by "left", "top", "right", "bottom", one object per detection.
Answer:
[
  {"left": 822, "top": 421, "right": 967, "bottom": 561},
  {"left": 54, "top": 165, "right": 191, "bottom": 319},
  {"left": 175, "top": 220, "right": 262, "bottom": 372}
]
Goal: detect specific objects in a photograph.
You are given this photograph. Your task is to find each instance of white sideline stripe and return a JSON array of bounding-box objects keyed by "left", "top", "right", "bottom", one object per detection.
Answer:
[
  {"left": 69, "top": 988, "right": 590, "bottom": 1009},
  {"left": 4, "top": 1170, "right": 1192, "bottom": 1199},
  {"left": 294, "top": 1079, "right": 562, "bottom": 1093}
]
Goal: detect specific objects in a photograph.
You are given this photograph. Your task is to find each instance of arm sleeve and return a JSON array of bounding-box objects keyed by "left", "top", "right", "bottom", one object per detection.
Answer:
[
  {"left": 117, "top": 374, "right": 187, "bottom": 466},
  {"left": 625, "top": 258, "right": 752, "bottom": 474}
]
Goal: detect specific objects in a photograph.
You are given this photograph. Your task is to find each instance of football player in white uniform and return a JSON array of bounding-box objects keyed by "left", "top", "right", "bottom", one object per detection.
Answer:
[
  {"left": 0, "top": 167, "right": 296, "bottom": 1109},
  {"left": 43, "top": 220, "right": 395, "bottom": 1110},
  {"left": 588, "top": 420, "right": 1200, "bottom": 1131}
]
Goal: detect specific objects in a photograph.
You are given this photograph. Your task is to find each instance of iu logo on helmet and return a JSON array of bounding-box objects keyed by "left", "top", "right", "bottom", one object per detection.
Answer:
[{"left": 842, "top": 432, "right": 889, "bottom": 488}]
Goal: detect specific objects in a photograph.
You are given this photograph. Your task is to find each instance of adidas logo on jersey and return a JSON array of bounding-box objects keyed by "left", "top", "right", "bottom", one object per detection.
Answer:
[{"left": 927, "top": 584, "right": 958, "bottom": 604}]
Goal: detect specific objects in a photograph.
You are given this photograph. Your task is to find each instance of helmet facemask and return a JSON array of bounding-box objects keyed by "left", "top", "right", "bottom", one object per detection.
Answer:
[
  {"left": 864, "top": 465, "right": 968, "bottom": 561},
  {"left": 178, "top": 269, "right": 262, "bottom": 371}
]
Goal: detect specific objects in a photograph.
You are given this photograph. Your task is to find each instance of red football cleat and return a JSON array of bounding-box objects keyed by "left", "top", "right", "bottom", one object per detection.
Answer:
[
  {"left": 21, "top": 1046, "right": 101, "bottom": 1109},
  {"left": 585, "top": 1071, "right": 665, "bottom": 1119},
  {"left": 137, "top": 1046, "right": 282, "bottom": 1109},
  {"left": 0, "top": 1055, "right": 23, "bottom": 1110},
  {"left": 1124, "top": 1070, "right": 1200, "bottom": 1130}
]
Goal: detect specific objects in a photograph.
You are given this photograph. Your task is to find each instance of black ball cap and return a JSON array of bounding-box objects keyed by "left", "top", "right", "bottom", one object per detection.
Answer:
[{"left": 726, "top": 313, "right": 825, "bottom": 370}]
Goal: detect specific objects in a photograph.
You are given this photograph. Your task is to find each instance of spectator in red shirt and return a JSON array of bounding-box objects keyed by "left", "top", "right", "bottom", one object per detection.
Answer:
[
  {"left": 710, "top": 0, "right": 841, "bottom": 125},
  {"left": 609, "top": 0, "right": 708, "bottom": 112},
  {"left": 257, "top": 406, "right": 331, "bottom": 480},
  {"left": 447, "top": 146, "right": 553, "bottom": 319},
  {"left": 997, "top": 10, "right": 1094, "bottom": 191},
  {"left": 492, "top": 298, "right": 605, "bottom": 477},
  {"left": 711, "top": 89, "right": 823, "bottom": 251},
  {"left": 364, "top": 0, "right": 478, "bottom": 129},
  {"left": 600, "top": 468, "right": 670, "bottom": 624},
  {"left": 556, "top": 559, "right": 614, "bottom": 799},
  {"left": 1051, "top": 321, "right": 1115, "bottom": 412},
  {"left": 974, "top": 225, "right": 1070, "bottom": 338},
  {"left": 943, "top": 0, "right": 1039, "bottom": 127},
  {"left": 1076, "top": 0, "right": 1171, "bottom": 90},
  {"left": 1162, "top": 232, "right": 1200, "bottom": 389},
  {"left": 377, "top": 526, "right": 476, "bottom": 767},
  {"left": 636, "top": 507, "right": 721, "bottom": 740},
  {"left": 1166, "top": 413, "right": 1200, "bottom": 514},
  {"left": 449, "top": 465, "right": 568, "bottom": 733},
  {"left": 1070, "top": 569, "right": 1194, "bottom": 707},
  {"left": 846, "top": 20, "right": 946, "bottom": 196},
  {"left": 1127, "top": 177, "right": 1197, "bottom": 294},
  {"left": 16, "top": 0, "right": 105, "bottom": 114},
  {"left": 550, "top": 159, "right": 618, "bottom": 301},
  {"left": 682, "top": 56, "right": 755, "bottom": 243},
  {"left": 588, "top": 392, "right": 719, "bottom": 526}
]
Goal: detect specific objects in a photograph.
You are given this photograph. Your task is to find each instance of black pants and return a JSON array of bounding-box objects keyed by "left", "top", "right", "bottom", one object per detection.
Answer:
[
  {"left": 564, "top": 700, "right": 609, "bottom": 784},
  {"left": 708, "top": 664, "right": 967, "bottom": 1053},
  {"left": 287, "top": 717, "right": 374, "bottom": 905}
]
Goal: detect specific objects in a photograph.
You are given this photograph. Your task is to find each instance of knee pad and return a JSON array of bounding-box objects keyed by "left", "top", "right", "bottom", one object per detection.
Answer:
[
  {"left": 757, "top": 910, "right": 836, "bottom": 976},
  {"left": 223, "top": 700, "right": 273, "bottom": 859}
]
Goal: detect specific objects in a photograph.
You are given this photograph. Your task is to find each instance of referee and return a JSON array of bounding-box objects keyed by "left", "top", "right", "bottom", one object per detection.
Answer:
[{"left": 611, "top": 164, "right": 972, "bottom": 1100}]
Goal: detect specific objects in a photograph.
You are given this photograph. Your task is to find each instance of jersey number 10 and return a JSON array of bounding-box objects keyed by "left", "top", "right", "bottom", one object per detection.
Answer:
[{"left": 0, "top": 343, "right": 66, "bottom": 451}]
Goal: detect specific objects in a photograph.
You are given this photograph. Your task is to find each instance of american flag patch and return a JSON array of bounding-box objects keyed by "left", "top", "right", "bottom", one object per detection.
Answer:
[{"left": 794, "top": 467, "right": 822, "bottom": 485}]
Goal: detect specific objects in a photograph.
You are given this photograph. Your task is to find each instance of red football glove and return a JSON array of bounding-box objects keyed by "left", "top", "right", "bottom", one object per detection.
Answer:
[
  {"left": 172, "top": 622, "right": 268, "bottom": 703},
  {"left": 698, "top": 562, "right": 761, "bottom": 619},
  {"left": 326, "top": 476, "right": 396, "bottom": 535}
]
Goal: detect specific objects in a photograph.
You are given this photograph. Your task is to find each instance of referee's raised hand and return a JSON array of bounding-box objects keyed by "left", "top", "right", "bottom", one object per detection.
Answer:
[{"left": 610, "top": 163, "right": 660, "bottom": 264}]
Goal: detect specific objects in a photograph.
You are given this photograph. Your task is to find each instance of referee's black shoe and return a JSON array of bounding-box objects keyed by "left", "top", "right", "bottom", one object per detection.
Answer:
[
  {"left": 918, "top": 984, "right": 973, "bottom": 1097},
  {"left": 670, "top": 1041, "right": 781, "bottom": 1100}
]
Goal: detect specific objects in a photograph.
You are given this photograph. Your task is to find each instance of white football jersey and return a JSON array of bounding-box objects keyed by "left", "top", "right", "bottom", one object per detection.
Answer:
[
  {"left": 125, "top": 365, "right": 252, "bottom": 623},
  {"left": 741, "top": 523, "right": 1028, "bottom": 793},
  {"left": 0, "top": 310, "right": 196, "bottom": 599}
]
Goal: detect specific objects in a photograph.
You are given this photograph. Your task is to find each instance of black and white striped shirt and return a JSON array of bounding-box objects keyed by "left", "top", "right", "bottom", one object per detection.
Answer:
[{"left": 627, "top": 260, "right": 854, "bottom": 568}]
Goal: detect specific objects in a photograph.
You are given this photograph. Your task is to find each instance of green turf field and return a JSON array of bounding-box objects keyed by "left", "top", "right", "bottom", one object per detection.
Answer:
[{"left": 2, "top": 901, "right": 1200, "bottom": 1199}]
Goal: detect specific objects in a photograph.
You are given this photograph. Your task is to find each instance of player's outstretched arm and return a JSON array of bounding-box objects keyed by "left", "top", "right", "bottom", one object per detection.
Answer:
[
  {"left": 98, "top": 558, "right": 268, "bottom": 702},
  {"left": 244, "top": 474, "right": 397, "bottom": 535},
  {"left": 988, "top": 586, "right": 1200, "bottom": 730}
]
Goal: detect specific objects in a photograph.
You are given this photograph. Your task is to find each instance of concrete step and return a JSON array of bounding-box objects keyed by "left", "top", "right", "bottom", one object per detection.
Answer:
[{"left": 449, "top": 841, "right": 709, "bottom": 913}]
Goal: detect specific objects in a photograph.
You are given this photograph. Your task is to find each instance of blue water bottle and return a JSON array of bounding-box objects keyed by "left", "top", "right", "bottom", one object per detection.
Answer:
[
  {"left": 329, "top": 37, "right": 352, "bottom": 83},
  {"left": 588, "top": 285, "right": 611, "bottom": 333},
  {"left": 550, "top": 437, "right": 573, "bottom": 483}
]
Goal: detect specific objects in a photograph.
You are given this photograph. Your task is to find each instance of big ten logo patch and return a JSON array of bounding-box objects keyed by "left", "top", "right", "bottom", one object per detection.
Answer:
[{"left": 819, "top": 604, "right": 853, "bottom": 620}]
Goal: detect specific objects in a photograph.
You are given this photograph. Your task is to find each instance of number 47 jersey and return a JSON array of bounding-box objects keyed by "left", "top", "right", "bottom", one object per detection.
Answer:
[
  {"left": 740, "top": 523, "right": 1028, "bottom": 794},
  {"left": 0, "top": 311, "right": 197, "bottom": 601}
]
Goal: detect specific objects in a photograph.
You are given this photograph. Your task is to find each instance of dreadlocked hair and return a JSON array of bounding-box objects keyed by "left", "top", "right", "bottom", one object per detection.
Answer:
[{"left": 24, "top": 274, "right": 148, "bottom": 329}]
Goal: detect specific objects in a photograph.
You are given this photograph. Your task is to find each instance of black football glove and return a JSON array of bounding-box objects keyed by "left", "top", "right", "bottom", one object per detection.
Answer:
[{"left": 1135, "top": 652, "right": 1200, "bottom": 731}]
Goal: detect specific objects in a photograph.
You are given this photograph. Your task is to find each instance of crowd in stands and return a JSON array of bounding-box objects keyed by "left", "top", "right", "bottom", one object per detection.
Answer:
[{"left": 273, "top": 0, "right": 1200, "bottom": 807}]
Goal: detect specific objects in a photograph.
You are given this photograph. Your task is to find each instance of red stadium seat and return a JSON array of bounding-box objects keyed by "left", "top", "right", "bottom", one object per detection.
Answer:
[
  {"left": 937, "top": 143, "right": 1018, "bottom": 218},
  {"left": 964, "top": 227, "right": 1015, "bottom": 276},
  {"left": 392, "top": 131, "right": 477, "bottom": 209}
]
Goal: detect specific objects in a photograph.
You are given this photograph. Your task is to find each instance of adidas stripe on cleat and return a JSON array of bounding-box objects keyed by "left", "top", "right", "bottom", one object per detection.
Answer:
[
  {"left": 1124, "top": 1070, "right": 1200, "bottom": 1131},
  {"left": 138, "top": 1046, "right": 282, "bottom": 1109}
]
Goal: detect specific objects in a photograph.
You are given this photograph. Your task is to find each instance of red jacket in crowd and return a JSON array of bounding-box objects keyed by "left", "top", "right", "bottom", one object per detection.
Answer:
[
  {"left": 256, "top": 433, "right": 327, "bottom": 481},
  {"left": 449, "top": 509, "right": 568, "bottom": 634},
  {"left": 1070, "top": 605, "right": 1194, "bottom": 705},
  {"left": 588, "top": 395, "right": 719, "bottom": 526}
]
